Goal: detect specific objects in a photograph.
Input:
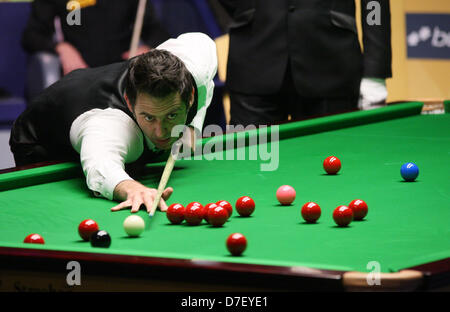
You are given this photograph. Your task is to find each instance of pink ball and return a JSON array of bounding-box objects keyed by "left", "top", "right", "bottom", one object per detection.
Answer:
[{"left": 276, "top": 185, "right": 296, "bottom": 205}]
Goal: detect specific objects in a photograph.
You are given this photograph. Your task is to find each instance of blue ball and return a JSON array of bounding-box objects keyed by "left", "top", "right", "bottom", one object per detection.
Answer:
[{"left": 401, "top": 162, "right": 419, "bottom": 181}]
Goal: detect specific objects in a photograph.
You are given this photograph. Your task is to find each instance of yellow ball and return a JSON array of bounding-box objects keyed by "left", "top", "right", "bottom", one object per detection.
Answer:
[{"left": 123, "top": 215, "right": 145, "bottom": 237}]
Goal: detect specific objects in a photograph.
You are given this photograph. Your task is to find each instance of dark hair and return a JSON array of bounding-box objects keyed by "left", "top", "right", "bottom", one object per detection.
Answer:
[{"left": 125, "top": 49, "right": 196, "bottom": 108}]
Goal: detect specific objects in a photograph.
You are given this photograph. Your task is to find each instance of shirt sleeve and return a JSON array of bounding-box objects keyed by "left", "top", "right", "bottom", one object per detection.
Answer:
[
  {"left": 189, "top": 78, "right": 215, "bottom": 132},
  {"left": 156, "top": 33, "right": 218, "bottom": 132},
  {"left": 69, "top": 108, "right": 144, "bottom": 200}
]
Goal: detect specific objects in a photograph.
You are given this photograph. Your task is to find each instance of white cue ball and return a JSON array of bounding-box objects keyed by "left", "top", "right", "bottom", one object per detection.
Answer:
[{"left": 123, "top": 215, "right": 145, "bottom": 237}]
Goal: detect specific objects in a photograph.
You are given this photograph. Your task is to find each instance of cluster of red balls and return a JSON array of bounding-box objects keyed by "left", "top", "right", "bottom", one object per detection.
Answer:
[
  {"left": 300, "top": 199, "right": 368, "bottom": 227},
  {"left": 166, "top": 196, "right": 256, "bottom": 256},
  {"left": 166, "top": 196, "right": 256, "bottom": 227}
]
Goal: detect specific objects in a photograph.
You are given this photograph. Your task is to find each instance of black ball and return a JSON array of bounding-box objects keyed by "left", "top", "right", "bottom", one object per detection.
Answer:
[{"left": 90, "top": 230, "right": 111, "bottom": 248}]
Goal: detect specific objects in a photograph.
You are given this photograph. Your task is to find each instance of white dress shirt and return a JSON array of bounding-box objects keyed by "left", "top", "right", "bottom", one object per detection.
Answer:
[{"left": 69, "top": 33, "right": 218, "bottom": 200}]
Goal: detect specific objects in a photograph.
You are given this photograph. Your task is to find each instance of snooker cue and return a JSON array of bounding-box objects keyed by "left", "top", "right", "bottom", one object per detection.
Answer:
[
  {"left": 129, "top": 0, "right": 147, "bottom": 59},
  {"left": 148, "top": 141, "right": 182, "bottom": 218}
]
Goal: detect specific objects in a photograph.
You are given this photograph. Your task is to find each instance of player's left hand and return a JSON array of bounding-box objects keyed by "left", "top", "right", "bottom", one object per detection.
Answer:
[
  {"left": 121, "top": 44, "right": 152, "bottom": 60},
  {"left": 111, "top": 180, "right": 173, "bottom": 213},
  {"left": 358, "top": 78, "right": 388, "bottom": 110}
]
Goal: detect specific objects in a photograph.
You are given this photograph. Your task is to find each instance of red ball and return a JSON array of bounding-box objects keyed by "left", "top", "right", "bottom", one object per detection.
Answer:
[
  {"left": 186, "top": 202, "right": 203, "bottom": 211},
  {"left": 348, "top": 199, "right": 368, "bottom": 220},
  {"left": 333, "top": 205, "right": 353, "bottom": 227},
  {"left": 24, "top": 233, "right": 45, "bottom": 244},
  {"left": 186, "top": 202, "right": 204, "bottom": 218},
  {"left": 185, "top": 202, "right": 205, "bottom": 226},
  {"left": 323, "top": 156, "right": 341, "bottom": 174},
  {"left": 235, "top": 196, "right": 255, "bottom": 217},
  {"left": 226, "top": 233, "right": 247, "bottom": 256},
  {"left": 166, "top": 203, "right": 185, "bottom": 224},
  {"left": 301, "top": 202, "right": 321, "bottom": 223},
  {"left": 276, "top": 185, "right": 296, "bottom": 205},
  {"left": 207, "top": 206, "right": 228, "bottom": 227},
  {"left": 204, "top": 203, "right": 218, "bottom": 223},
  {"left": 78, "top": 219, "right": 99, "bottom": 241},
  {"left": 216, "top": 200, "right": 233, "bottom": 219}
]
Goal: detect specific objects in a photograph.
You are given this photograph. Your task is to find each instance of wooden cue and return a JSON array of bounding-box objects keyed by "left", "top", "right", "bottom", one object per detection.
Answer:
[
  {"left": 148, "top": 142, "right": 182, "bottom": 217},
  {"left": 129, "top": 0, "right": 147, "bottom": 59}
]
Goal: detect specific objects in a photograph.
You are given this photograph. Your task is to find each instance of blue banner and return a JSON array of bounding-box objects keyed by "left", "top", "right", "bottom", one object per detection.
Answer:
[{"left": 406, "top": 14, "right": 450, "bottom": 59}]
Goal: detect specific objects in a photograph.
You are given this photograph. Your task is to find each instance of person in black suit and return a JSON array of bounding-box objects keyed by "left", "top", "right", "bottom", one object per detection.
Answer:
[
  {"left": 22, "top": 0, "right": 170, "bottom": 76},
  {"left": 219, "top": 0, "right": 392, "bottom": 126}
]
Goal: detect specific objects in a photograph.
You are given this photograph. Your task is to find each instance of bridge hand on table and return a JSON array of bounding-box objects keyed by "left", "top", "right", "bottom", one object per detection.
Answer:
[{"left": 111, "top": 180, "right": 173, "bottom": 213}]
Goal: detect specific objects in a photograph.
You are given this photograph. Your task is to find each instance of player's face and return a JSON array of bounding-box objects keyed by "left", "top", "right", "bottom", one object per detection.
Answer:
[{"left": 131, "top": 92, "right": 189, "bottom": 150}]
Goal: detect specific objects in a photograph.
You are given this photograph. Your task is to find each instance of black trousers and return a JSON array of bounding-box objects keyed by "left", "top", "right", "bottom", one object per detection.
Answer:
[{"left": 229, "top": 67, "right": 359, "bottom": 126}]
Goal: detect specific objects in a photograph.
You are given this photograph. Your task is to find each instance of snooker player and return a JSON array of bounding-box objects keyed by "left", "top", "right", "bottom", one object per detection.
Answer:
[{"left": 9, "top": 33, "right": 218, "bottom": 213}]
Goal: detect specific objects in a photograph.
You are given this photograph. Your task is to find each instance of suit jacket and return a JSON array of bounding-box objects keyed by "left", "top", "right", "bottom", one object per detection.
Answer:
[{"left": 220, "top": 0, "right": 392, "bottom": 98}]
